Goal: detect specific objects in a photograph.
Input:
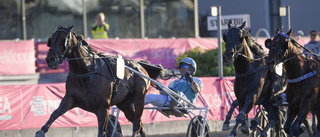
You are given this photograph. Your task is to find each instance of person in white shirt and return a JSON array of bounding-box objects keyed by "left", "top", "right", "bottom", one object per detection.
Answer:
[{"left": 304, "top": 30, "right": 320, "bottom": 58}]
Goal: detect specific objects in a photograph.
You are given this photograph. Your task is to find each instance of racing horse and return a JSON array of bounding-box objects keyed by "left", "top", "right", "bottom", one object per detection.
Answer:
[
  {"left": 223, "top": 21, "right": 286, "bottom": 137},
  {"left": 265, "top": 28, "right": 320, "bottom": 137},
  {"left": 35, "top": 25, "right": 165, "bottom": 137}
]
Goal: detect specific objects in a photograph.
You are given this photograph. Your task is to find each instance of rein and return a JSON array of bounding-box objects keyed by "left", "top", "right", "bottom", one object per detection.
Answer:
[
  {"left": 237, "top": 53, "right": 266, "bottom": 62},
  {"left": 51, "top": 30, "right": 116, "bottom": 81}
]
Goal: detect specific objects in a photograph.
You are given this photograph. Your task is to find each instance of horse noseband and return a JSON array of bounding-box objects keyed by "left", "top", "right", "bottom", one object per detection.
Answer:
[
  {"left": 224, "top": 27, "right": 244, "bottom": 57},
  {"left": 48, "top": 29, "right": 73, "bottom": 64},
  {"left": 269, "top": 34, "right": 290, "bottom": 64}
]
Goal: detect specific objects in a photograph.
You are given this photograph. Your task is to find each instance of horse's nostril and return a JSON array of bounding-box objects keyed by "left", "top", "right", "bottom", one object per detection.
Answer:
[{"left": 45, "top": 57, "right": 55, "bottom": 63}]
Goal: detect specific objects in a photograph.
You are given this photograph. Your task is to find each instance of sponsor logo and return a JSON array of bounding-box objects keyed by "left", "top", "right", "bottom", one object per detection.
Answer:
[
  {"left": 30, "top": 96, "right": 61, "bottom": 116},
  {"left": 0, "top": 97, "right": 12, "bottom": 120}
]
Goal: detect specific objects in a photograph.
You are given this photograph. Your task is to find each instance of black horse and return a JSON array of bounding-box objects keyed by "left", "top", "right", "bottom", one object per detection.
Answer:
[
  {"left": 266, "top": 28, "right": 320, "bottom": 137},
  {"left": 35, "top": 25, "right": 165, "bottom": 137},
  {"left": 223, "top": 21, "right": 287, "bottom": 137}
]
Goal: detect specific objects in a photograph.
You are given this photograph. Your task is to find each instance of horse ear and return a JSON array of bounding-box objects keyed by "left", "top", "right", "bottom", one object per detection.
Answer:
[
  {"left": 239, "top": 21, "right": 246, "bottom": 30},
  {"left": 66, "top": 25, "right": 74, "bottom": 32},
  {"left": 265, "top": 38, "right": 271, "bottom": 49},
  {"left": 275, "top": 28, "right": 281, "bottom": 34},
  {"left": 286, "top": 28, "right": 292, "bottom": 36},
  {"left": 47, "top": 38, "right": 51, "bottom": 47},
  {"left": 76, "top": 34, "right": 84, "bottom": 40},
  {"left": 228, "top": 20, "right": 232, "bottom": 29}
]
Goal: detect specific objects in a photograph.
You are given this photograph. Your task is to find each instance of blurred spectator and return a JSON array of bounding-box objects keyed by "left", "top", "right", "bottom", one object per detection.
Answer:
[
  {"left": 91, "top": 12, "right": 110, "bottom": 39},
  {"left": 304, "top": 30, "right": 320, "bottom": 58}
]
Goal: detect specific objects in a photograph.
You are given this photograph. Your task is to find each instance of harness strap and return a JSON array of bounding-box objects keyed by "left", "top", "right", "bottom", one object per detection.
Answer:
[
  {"left": 287, "top": 71, "right": 317, "bottom": 83},
  {"left": 68, "top": 71, "right": 97, "bottom": 78}
]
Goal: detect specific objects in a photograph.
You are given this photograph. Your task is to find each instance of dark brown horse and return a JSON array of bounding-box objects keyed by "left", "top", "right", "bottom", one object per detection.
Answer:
[
  {"left": 35, "top": 25, "right": 164, "bottom": 137},
  {"left": 265, "top": 28, "right": 320, "bottom": 137},
  {"left": 223, "top": 21, "right": 287, "bottom": 137}
]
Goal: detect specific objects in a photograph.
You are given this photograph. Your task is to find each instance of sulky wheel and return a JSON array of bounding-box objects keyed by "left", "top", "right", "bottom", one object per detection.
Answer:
[
  {"left": 250, "top": 109, "right": 276, "bottom": 137},
  {"left": 186, "top": 115, "right": 210, "bottom": 137},
  {"left": 106, "top": 115, "right": 122, "bottom": 137}
]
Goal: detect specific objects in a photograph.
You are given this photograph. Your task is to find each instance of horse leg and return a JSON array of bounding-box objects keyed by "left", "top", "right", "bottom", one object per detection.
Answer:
[
  {"left": 223, "top": 99, "right": 238, "bottom": 130},
  {"left": 116, "top": 102, "right": 140, "bottom": 137},
  {"left": 240, "top": 114, "right": 249, "bottom": 135},
  {"left": 260, "top": 103, "right": 278, "bottom": 137},
  {"left": 289, "top": 103, "right": 310, "bottom": 137},
  {"left": 235, "top": 96, "right": 255, "bottom": 136},
  {"left": 96, "top": 108, "right": 109, "bottom": 137},
  {"left": 133, "top": 92, "right": 147, "bottom": 137},
  {"left": 314, "top": 110, "right": 320, "bottom": 136},
  {"left": 228, "top": 100, "right": 253, "bottom": 137},
  {"left": 128, "top": 84, "right": 148, "bottom": 137},
  {"left": 312, "top": 111, "right": 317, "bottom": 136},
  {"left": 227, "top": 110, "right": 245, "bottom": 137},
  {"left": 35, "top": 97, "right": 73, "bottom": 137},
  {"left": 284, "top": 106, "right": 297, "bottom": 135}
]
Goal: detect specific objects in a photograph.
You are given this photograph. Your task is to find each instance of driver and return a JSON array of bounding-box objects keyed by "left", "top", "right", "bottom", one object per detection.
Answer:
[{"left": 144, "top": 57, "right": 203, "bottom": 108}]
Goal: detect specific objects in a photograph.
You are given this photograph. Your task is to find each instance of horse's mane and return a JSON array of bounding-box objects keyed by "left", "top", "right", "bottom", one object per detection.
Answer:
[
  {"left": 289, "top": 38, "right": 304, "bottom": 53},
  {"left": 243, "top": 30, "right": 266, "bottom": 57},
  {"left": 74, "top": 34, "right": 105, "bottom": 56}
]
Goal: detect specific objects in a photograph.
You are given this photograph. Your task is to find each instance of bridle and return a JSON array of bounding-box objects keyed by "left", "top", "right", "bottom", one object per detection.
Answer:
[
  {"left": 267, "top": 33, "right": 290, "bottom": 64},
  {"left": 47, "top": 27, "right": 73, "bottom": 64},
  {"left": 223, "top": 27, "right": 245, "bottom": 61}
]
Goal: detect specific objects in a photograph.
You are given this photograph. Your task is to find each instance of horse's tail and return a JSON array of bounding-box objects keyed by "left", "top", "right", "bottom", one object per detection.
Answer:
[{"left": 137, "top": 60, "right": 166, "bottom": 80}]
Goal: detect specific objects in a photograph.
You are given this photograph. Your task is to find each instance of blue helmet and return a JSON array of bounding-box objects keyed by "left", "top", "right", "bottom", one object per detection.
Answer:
[{"left": 179, "top": 57, "right": 197, "bottom": 75}]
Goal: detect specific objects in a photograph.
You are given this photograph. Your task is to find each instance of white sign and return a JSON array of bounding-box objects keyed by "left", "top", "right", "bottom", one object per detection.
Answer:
[{"left": 207, "top": 14, "right": 250, "bottom": 31}]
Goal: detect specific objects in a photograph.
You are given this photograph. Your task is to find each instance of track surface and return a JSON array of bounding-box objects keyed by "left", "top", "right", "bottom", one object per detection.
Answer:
[{"left": 141, "top": 130, "right": 310, "bottom": 137}]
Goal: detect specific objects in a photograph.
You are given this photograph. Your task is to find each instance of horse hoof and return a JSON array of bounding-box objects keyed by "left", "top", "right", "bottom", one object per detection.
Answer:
[
  {"left": 315, "top": 131, "right": 320, "bottom": 137},
  {"left": 227, "top": 131, "right": 236, "bottom": 137},
  {"left": 113, "top": 132, "right": 123, "bottom": 137},
  {"left": 260, "top": 131, "right": 267, "bottom": 137},
  {"left": 226, "top": 134, "right": 234, "bottom": 137},
  {"left": 250, "top": 118, "right": 259, "bottom": 130},
  {"left": 35, "top": 130, "right": 45, "bottom": 137},
  {"left": 240, "top": 127, "right": 249, "bottom": 135},
  {"left": 293, "top": 126, "right": 305, "bottom": 136},
  {"left": 222, "top": 124, "right": 230, "bottom": 130}
]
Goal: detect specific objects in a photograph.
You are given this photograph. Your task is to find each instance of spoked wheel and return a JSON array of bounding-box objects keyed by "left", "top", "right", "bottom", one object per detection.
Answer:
[
  {"left": 250, "top": 109, "right": 275, "bottom": 137},
  {"left": 278, "top": 106, "right": 287, "bottom": 137},
  {"left": 186, "top": 115, "right": 210, "bottom": 137},
  {"left": 106, "top": 115, "right": 122, "bottom": 137}
]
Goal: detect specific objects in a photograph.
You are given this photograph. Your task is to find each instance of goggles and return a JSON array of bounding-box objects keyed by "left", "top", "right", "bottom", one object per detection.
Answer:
[{"left": 180, "top": 64, "right": 189, "bottom": 69}]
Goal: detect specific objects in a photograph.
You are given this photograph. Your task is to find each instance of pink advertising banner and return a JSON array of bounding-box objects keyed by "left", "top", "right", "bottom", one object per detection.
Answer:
[
  {"left": 0, "top": 77, "right": 256, "bottom": 130},
  {"left": 0, "top": 40, "right": 36, "bottom": 75},
  {"left": 35, "top": 38, "right": 218, "bottom": 73}
]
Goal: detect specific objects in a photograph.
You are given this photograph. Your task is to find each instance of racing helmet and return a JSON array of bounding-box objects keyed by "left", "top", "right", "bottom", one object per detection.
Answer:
[{"left": 178, "top": 57, "right": 197, "bottom": 75}]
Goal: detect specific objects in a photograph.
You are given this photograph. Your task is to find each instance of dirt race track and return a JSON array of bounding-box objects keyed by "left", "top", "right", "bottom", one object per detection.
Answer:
[{"left": 140, "top": 130, "right": 310, "bottom": 137}]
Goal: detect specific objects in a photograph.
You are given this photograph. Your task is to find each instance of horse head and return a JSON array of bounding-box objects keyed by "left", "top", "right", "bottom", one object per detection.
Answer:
[
  {"left": 223, "top": 20, "right": 252, "bottom": 64},
  {"left": 265, "top": 28, "right": 293, "bottom": 68},
  {"left": 46, "top": 25, "right": 76, "bottom": 69}
]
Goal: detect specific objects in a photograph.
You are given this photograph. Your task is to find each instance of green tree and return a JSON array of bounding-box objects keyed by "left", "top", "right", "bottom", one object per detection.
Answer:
[{"left": 176, "top": 42, "right": 235, "bottom": 77}]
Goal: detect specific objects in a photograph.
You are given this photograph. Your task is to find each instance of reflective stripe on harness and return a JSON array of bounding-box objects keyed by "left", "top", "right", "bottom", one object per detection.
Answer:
[{"left": 287, "top": 71, "right": 317, "bottom": 83}]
